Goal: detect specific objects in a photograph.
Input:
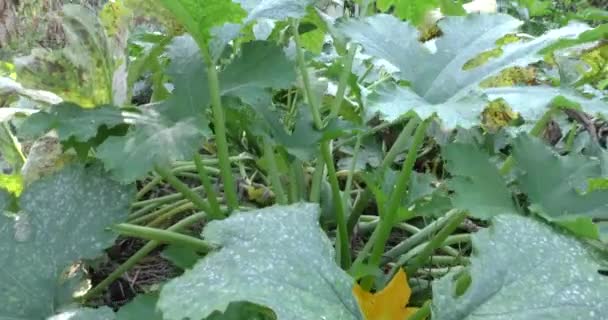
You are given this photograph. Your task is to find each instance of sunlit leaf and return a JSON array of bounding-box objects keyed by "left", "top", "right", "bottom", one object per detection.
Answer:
[
  {"left": 0, "top": 164, "right": 134, "bottom": 319},
  {"left": 339, "top": 14, "right": 590, "bottom": 127},
  {"left": 443, "top": 143, "right": 519, "bottom": 219},
  {"left": 97, "top": 36, "right": 210, "bottom": 183},
  {"left": 158, "top": 203, "right": 362, "bottom": 320},
  {"left": 235, "top": 0, "right": 314, "bottom": 23},
  {"left": 432, "top": 214, "right": 608, "bottom": 320},
  {"left": 49, "top": 307, "right": 116, "bottom": 320},
  {"left": 158, "top": 0, "right": 245, "bottom": 46},
  {"left": 20, "top": 102, "right": 126, "bottom": 142}
]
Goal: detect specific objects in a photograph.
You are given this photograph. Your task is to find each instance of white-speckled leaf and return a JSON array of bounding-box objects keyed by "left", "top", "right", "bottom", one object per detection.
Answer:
[
  {"left": 0, "top": 164, "right": 134, "bottom": 319},
  {"left": 47, "top": 307, "right": 115, "bottom": 320},
  {"left": 158, "top": 203, "right": 362, "bottom": 320},
  {"left": 432, "top": 215, "right": 608, "bottom": 320},
  {"left": 339, "top": 14, "right": 589, "bottom": 127},
  {"left": 235, "top": 0, "right": 314, "bottom": 23},
  {"left": 363, "top": 82, "right": 487, "bottom": 127},
  {"left": 484, "top": 86, "right": 608, "bottom": 121}
]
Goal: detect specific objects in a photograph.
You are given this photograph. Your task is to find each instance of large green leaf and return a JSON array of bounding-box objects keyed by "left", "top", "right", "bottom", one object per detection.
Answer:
[
  {"left": 20, "top": 102, "right": 127, "bottom": 142},
  {"left": 220, "top": 40, "right": 296, "bottom": 106},
  {"left": 235, "top": 0, "right": 314, "bottom": 23},
  {"left": 158, "top": 203, "right": 362, "bottom": 320},
  {"left": 0, "top": 164, "right": 134, "bottom": 319},
  {"left": 158, "top": 0, "right": 245, "bottom": 46},
  {"left": 116, "top": 293, "right": 162, "bottom": 320},
  {"left": 97, "top": 113, "right": 204, "bottom": 183},
  {"left": 432, "top": 214, "right": 608, "bottom": 320},
  {"left": 484, "top": 87, "right": 608, "bottom": 122},
  {"left": 96, "top": 36, "right": 210, "bottom": 183},
  {"left": 443, "top": 143, "right": 519, "bottom": 219},
  {"left": 339, "top": 14, "right": 590, "bottom": 127},
  {"left": 512, "top": 134, "right": 608, "bottom": 237},
  {"left": 376, "top": 0, "right": 439, "bottom": 25},
  {"left": 48, "top": 307, "right": 116, "bottom": 320}
]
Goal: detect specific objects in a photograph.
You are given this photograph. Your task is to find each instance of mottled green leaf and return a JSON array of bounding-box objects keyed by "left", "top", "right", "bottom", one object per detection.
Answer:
[
  {"left": 432, "top": 215, "right": 608, "bottom": 320},
  {"left": 116, "top": 293, "right": 162, "bottom": 320},
  {"left": 339, "top": 14, "right": 589, "bottom": 127},
  {"left": 158, "top": 203, "right": 362, "bottom": 320},
  {"left": 235, "top": 0, "right": 314, "bottom": 23},
  {"left": 363, "top": 82, "right": 486, "bottom": 127},
  {"left": 375, "top": 0, "right": 439, "bottom": 25},
  {"left": 158, "top": 0, "right": 245, "bottom": 46},
  {"left": 20, "top": 102, "right": 126, "bottom": 142},
  {"left": 205, "top": 302, "right": 276, "bottom": 320},
  {"left": 96, "top": 36, "right": 210, "bottom": 183},
  {"left": 220, "top": 40, "right": 296, "bottom": 106},
  {"left": 162, "top": 245, "right": 202, "bottom": 270},
  {"left": 97, "top": 114, "right": 204, "bottom": 183},
  {"left": 0, "top": 165, "right": 134, "bottom": 319},
  {"left": 512, "top": 134, "right": 608, "bottom": 237},
  {"left": 484, "top": 87, "right": 608, "bottom": 122},
  {"left": 443, "top": 143, "right": 519, "bottom": 219},
  {"left": 48, "top": 307, "right": 116, "bottom": 320}
]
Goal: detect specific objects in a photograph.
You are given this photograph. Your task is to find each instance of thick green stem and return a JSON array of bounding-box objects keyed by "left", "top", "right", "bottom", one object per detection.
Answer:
[
  {"left": 342, "top": 135, "right": 362, "bottom": 207},
  {"left": 264, "top": 137, "right": 288, "bottom": 205},
  {"left": 130, "top": 200, "right": 191, "bottom": 225},
  {"left": 409, "top": 300, "right": 431, "bottom": 320},
  {"left": 382, "top": 208, "right": 463, "bottom": 263},
  {"left": 329, "top": 45, "right": 357, "bottom": 120},
  {"left": 347, "top": 117, "right": 418, "bottom": 235},
  {"left": 81, "top": 212, "right": 208, "bottom": 301},
  {"left": 368, "top": 120, "right": 430, "bottom": 266},
  {"left": 292, "top": 20, "right": 323, "bottom": 128},
  {"left": 206, "top": 61, "right": 239, "bottom": 211},
  {"left": 289, "top": 159, "right": 306, "bottom": 202},
  {"left": 309, "top": 160, "right": 325, "bottom": 202},
  {"left": 361, "top": 119, "right": 430, "bottom": 289},
  {"left": 146, "top": 202, "right": 196, "bottom": 228},
  {"left": 194, "top": 152, "right": 223, "bottom": 218},
  {"left": 347, "top": 188, "right": 371, "bottom": 236},
  {"left": 390, "top": 233, "right": 471, "bottom": 278},
  {"left": 293, "top": 18, "right": 351, "bottom": 268},
  {"left": 424, "top": 255, "right": 469, "bottom": 266},
  {"left": 113, "top": 224, "right": 214, "bottom": 252},
  {"left": 132, "top": 186, "right": 203, "bottom": 208},
  {"left": 129, "top": 203, "right": 160, "bottom": 219},
  {"left": 155, "top": 165, "right": 212, "bottom": 216},
  {"left": 381, "top": 117, "right": 419, "bottom": 170},
  {"left": 136, "top": 176, "right": 162, "bottom": 199},
  {"left": 404, "top": 210, "right": 467, "bottom": 276},
  {"left": 321, "top": 141, "right": 351, "bottom": 269}
]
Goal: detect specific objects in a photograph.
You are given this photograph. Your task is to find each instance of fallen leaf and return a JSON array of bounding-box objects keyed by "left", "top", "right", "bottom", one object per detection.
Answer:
[{"left": 353, "top": 268, "right": 419, "bottom": 320}]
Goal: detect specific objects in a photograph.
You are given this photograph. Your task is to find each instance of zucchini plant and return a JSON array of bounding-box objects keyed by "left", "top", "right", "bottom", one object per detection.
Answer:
[{"left": 0, "top": 0, "right": 607, "bottom": 319}]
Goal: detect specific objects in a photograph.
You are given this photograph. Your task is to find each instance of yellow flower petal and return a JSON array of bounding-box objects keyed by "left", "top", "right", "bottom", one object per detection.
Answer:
[{"left": 353, "top": 268, "right": 420, "bottom": 320}]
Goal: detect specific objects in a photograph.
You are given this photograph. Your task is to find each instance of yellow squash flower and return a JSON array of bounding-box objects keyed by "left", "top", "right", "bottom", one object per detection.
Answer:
[{"left": 353, "top": 269, "right": 420, "bottom": 320}]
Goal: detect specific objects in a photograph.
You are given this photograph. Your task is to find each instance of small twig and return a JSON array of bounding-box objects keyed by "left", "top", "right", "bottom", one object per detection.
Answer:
[{"left": 565, "top": 109, "right": 599, "bottom": 142}]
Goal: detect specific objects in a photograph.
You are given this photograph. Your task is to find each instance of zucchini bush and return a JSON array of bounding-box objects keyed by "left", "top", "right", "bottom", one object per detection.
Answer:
[{"left": 0, "top": 0, "right": 607, "bottom": 319}]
